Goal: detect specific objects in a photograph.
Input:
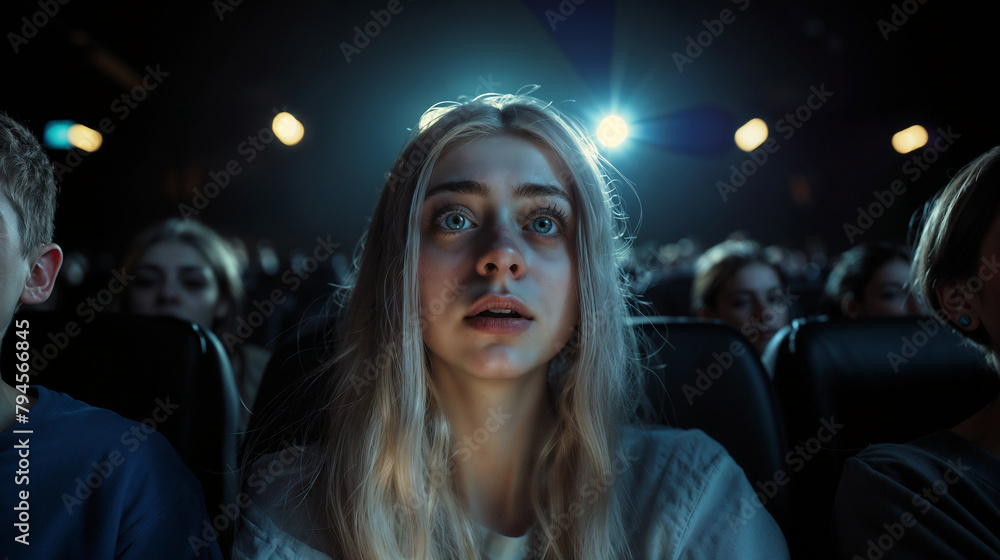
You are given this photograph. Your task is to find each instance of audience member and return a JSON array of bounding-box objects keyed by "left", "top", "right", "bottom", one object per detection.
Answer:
[
  {"left": 121, "top": 218, "right": 271, "bottom": 430},
  {"left": 833, "top": 146, "right": 1000, "bottom": 558},
  {"left": 0, "top": 112, "right": 222, "bottom": 559},
  {"left": 692, "top": 239, "right": 793, "bottom": 354},
  {"left": 821, "top": 241, "right": 919, "bottom": 318},
  {"left": 233, "top": 92, "right": 788, "bottom": 558}
]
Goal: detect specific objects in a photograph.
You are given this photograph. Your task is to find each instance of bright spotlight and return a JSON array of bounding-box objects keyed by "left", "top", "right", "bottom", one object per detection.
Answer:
[
  {"left": 272, "top": 112, "right": 304, "bottom": 146},
  {"left": 597, "top": 115, "right": 628, "bottom": 148},
  {"left": 734, "top": 118, "right": 768, "bottom": 152},
  {"left": 892, "top": 125, "right": 928, "bottom": 154},
  {"left": 67, "top": 124, "right": 102, "bottom": 152}
]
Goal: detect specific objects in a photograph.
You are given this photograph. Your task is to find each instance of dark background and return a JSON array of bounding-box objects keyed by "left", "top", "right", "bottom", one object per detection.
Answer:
[{"left": 0, "top": 0, "right": 993, "bottom": 265}]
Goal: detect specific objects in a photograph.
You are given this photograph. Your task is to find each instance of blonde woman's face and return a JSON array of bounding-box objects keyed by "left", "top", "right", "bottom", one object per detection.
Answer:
[
  {"left": 418, "top": 134, "right": 579, "bottom": 383},
  {"left": 128, "top": 241, "right": 226, "bottom": 329}
]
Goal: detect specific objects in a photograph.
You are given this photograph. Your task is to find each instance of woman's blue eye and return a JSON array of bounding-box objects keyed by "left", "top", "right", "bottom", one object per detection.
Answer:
[
  {"left": 442, "top": 213, "right": 468, "bottom": 230},
  {"left": 531, "top": 216, "right": 555, "bottom": 234}
]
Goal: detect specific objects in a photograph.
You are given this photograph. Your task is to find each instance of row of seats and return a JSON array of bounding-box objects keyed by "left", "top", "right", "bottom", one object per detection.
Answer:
[
  {"left": 8, "top": 309, "right": 996, "bottom": 559},
  {"left": 247, "top": 314, "right": 998, "bottom": 559},
  {"left": 633, "top": 315, "right": 996, "bottom": 558}
]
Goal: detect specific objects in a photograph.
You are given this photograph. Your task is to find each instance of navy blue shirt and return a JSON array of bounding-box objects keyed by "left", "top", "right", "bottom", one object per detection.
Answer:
[
  {"left": 0, "top": 386, "right": 223, "bottom": 559},
  {"left": 834, "top": 429, "right": 1000, "bottom": 559}
]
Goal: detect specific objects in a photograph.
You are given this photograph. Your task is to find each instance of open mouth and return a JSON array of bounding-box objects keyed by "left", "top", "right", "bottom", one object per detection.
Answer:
[
  {"left": 474, "top": 309, "right": 524, "bottom": 319},
  {"left": 464, "top": 294, "right": 533, "bottom": 333},
  {"left": 465, "top": 302, "right": 532, "bottom": 334}
]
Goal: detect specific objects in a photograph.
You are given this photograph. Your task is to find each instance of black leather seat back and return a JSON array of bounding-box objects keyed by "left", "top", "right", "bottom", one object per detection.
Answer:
[
  {"left": 764, "top": 315, "right": 998, "bottom": 559},
  {"left": 1, "top": 311, "right": 240, "bottom": 539},
  {"left": 631, "top": 316, "right": 790, "bottom": 531}
]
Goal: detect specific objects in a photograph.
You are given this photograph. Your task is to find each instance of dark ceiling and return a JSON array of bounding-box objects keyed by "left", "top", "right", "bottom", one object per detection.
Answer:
[{"left": 0, "top": 0, "right": 993, "bottom": 262}]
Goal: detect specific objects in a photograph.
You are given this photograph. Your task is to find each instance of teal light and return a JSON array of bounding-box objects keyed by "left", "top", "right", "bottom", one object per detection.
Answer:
[{"left": 43, "top": 120, "right": 74, "bottom": 149}]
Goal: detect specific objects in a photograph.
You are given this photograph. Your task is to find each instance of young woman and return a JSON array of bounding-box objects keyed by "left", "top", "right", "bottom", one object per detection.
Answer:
[
  {"left": 834, "top": 146, "right": 1000, "bottom": 558},
  {"left": 233, "top": 92, "right": 788, "bottom": 559},
  {"left": 121, "top": 218, "right": 270, "bottom": 429},
  {"left": 820, "top": 241, "right": 920, "bottom": 318},
  {"left": 691, "top": 239, "right": 792, "bottom": 354}
]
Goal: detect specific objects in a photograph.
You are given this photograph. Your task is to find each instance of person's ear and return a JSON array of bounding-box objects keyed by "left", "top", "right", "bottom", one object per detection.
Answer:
[
  {"left": 697, "top": 306, "right": 715, "bottom": 320},
  {"left": 20, "top": 243, "right": 63, "bottom": 305},
  {"left": 934, "top": 278, "right": 980, "bottom": 330}
]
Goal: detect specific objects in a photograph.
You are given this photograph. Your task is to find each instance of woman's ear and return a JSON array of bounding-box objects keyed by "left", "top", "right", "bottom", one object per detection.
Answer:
[
  {"left": 19, "top": 243, "right": 63, "bottom": 306},
  {"left": 934, "top": 278, "right": 980, "bottom": 330},
  {"left": 697, "top": 306, "right": 715, "bottom": 320}
]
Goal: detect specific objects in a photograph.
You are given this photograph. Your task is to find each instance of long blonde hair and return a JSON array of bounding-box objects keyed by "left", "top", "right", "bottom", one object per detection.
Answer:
[{"left": 315, "top": 91, "right": 642, "bottom": 559}]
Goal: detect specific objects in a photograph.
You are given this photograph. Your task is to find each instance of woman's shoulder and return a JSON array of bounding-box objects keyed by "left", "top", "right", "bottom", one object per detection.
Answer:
[
  {"left": 616, "top": 424, "right": 790, "bottom": 559},
  {"left": 235, "top": 445, "right": 333, "bottom": 560},
  {"left": 618, "top": 424, "right": 729, "bottom": 478},
  {"left": 616, "top": 424, "right": 737, "bottom": 500}
]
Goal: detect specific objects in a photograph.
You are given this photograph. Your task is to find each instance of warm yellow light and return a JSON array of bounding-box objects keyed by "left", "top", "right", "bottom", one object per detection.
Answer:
[
  {"left": 892, "top": 125, "right": 928, "bottom": 154},
  {"left": 597, "top": 115, "right": 628, "bottom": 148},
  {"left": 272, "top": 112, "right": 304, "bottom": 146},
  {"left": 67, "top": 124, "right": 102, "bottom": 152},
  {"left": 734, "top": 118, "right": 768, "bottom": 152}
]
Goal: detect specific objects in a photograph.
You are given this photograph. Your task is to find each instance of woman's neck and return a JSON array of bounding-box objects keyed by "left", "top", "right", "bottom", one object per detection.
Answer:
[{"left": 433, "top": 365, "right": 557, "bottom": 537}]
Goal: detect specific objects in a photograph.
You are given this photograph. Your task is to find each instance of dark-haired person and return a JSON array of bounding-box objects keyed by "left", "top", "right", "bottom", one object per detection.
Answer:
[
  {"left": 692, "top": 239, "right": 792, "bottom": 354},
  {"left": 821, "top": 241, "right": 920, "bottom": 318},
  {"left": 0, "top": 113, "right": 222, "bottom": 559},
  {"left": 833, "top": 146, "right": 1000, "bottom": 559}
]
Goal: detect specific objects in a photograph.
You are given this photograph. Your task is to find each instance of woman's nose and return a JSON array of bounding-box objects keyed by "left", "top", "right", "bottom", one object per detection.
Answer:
[
  {"left": 156, "top": 277, "right": 180, "bottom": 304},
  {"left": 475, "top": 227, "right": 527, "bottom": 281}
]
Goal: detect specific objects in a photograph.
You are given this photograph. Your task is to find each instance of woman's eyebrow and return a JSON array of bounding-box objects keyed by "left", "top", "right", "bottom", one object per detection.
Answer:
[
  {"left": 514, "top": 183, "right": 572, "bottom": 205},
  {"left": 135, "top": 263, "right": 163, "bottom": 272},
  {"left": 178, "top": 266, "right": 210, "bottom": 274},
  {"left": 426, "top": 180, "right": 572, "bottom": 205},
  {"left": 426, "top": 180, "right": 490, "bottom": 199}
]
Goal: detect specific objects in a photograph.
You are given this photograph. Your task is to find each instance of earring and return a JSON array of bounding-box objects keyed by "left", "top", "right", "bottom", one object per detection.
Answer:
[{"left": 959, "top": 315, "right": 972, "bottom": 327}]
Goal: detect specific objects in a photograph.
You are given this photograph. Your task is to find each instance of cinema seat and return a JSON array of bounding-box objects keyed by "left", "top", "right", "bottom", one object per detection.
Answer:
[
  {"left": 238, "top": 312, "right": 333, "bottom": 467},
  {"left": 628, "top": 315, "right": 790, "bottom": 534},
  {"left": 1, "top": 311, "right": 240, "bottom": 552},
  {"left": 762, "top": 315, "right": 999, "bottom": 560},
  {"left": 245, "top": 314, "right": 791, "bottom": 534}
]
